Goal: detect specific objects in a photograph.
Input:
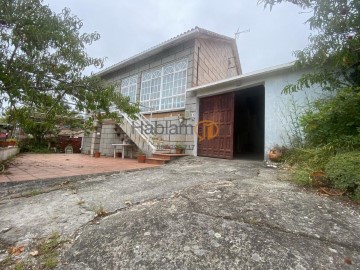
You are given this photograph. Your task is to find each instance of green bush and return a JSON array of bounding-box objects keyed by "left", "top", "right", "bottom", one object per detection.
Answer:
[
  {"left": 18, "top": 138, "right": 53, "bottom": 153},
  {"left": 292, "top": 167, "right": 313, "bottom": 186},
  {"left": 325, "top": 151, "right": 360, "bottom": 201},
  {"left": 283, "top": 147, "right": 334, "bottom": 171},
  {"left": 300, "top": 87, "right": 360, "bottom": 150}
]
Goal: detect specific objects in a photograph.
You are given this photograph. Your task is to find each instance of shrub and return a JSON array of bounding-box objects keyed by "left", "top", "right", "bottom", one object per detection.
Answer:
[
  {"left": 292, "top": 167, "right": 313, "bottom": 186},
  {"left": 18, "top": 138, "right": 53, "bottom": 153},
  {"left": 300, "top": 87, "right": 360, "bottom": 150},
  {"left": 283, "top": 147, "right": 334, "bottom": 171},
  {"left": 325, "top": 151, "right": 360, "bottom": 201}
]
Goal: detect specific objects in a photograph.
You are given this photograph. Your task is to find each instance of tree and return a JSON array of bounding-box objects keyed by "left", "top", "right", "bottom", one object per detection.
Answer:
[
  {"left": 259, "top": 0, "right": 360, "bottom": 150},
  {"left": 259, "top": 0, "right": 360, "bottom": 92},
  {"left": 0, "top": 0, "right": 138, "bottom": 141}
]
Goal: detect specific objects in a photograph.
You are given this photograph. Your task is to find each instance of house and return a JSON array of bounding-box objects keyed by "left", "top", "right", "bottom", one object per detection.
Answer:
[{"left": 82, "top": 27, "right": 316, "bottom": 160}]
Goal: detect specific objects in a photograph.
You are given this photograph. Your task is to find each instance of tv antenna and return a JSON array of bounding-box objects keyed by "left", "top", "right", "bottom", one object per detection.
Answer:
[{"left": 235, "top": 27, "right": 250, "bottom": 39}]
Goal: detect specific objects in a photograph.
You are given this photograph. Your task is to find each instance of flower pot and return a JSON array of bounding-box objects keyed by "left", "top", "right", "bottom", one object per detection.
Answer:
[
  {"left": 94, "top": 152, "right": 101, "bottom": 158},
  {"left": 268, "top": 149, "right": 282, "bottom": 162},
  {"left": 175, "top": 148, "right": 184, "bottom": 154},
  {"left": 137, "top": 155, "right": 146, "bottom": 163}
]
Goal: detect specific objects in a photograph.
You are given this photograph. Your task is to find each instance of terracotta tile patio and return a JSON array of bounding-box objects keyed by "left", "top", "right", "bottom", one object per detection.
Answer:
[{"left": 0, "top": 153, "right": 160, "bottom": 183}]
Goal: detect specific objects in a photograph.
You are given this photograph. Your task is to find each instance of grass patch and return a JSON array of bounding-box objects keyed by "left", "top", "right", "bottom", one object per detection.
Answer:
[
  {"left": 35, "top": 231, "right": 62, "bottom": 269},
  {"left": 19, "top": 189, "right": 45, "bottom": 198},
  {"left": 0, "top": 232, "right": 65, "bottom": 270},
  {"left": 14, "top": 261, "right": 29, "bottom": 270}
]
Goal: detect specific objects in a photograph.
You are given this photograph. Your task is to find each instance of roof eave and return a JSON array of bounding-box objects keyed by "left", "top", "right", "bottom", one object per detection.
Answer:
[
  {"left": 97, "top": 30, "right": 199, "bottom": 77},
  {"left": 97, "top": 27, "right": 237, "bottom": 78}
]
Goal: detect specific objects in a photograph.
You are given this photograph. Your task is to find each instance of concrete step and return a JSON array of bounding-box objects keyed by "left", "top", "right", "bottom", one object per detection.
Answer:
[
  {"left": 154, "top": 150, "right": 172, "bottom": 154},
  {"left": 146, "top": 158, "right": 169, "bottom": 165},
  {"left": 152, "top": 153, "right": 188, "bottom": 161}
]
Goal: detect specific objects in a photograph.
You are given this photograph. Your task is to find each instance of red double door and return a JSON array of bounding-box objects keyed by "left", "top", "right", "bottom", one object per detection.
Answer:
[{"left": 197, "top": 92, "right": 234, "bottom": 159}]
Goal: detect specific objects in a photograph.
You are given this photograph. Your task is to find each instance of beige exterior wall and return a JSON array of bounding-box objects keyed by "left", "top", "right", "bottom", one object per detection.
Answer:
[{"left": 192, "top": 38, "right": 239, "bottom": 87}]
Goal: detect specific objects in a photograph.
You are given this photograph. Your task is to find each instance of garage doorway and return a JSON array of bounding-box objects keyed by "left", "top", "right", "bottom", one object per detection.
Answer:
[{"left": 233, "top": 85, "right": 265, "bottom": 160}]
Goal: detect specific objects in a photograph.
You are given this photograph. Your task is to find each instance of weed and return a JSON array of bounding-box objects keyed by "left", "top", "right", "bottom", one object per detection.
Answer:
[
  {"left": 14, "top": 261, "right": 28, "bottom": 270},
  {"left": 77, "top": 199, "right": 85, "bottom": 205},
  {"left": 30, "top": 189, "right": 42, "bottom": 197},
  {"left": 0, "top": 233, "right": 65, "bottom": 270},
  {"left": 0, "top": 256, "right": 15, "bottom": 269},
  {"left": 35, "top": 231, "right": 62, "bottom": 269},
  {"left": 20, "top": 189, "right": 44, "bottom": 197},
  {"left": 43, "top": 256, "right": 58, "bottom": 269},
  {"left": 93, "top": 205, "right": 108, "bottom": 217}
]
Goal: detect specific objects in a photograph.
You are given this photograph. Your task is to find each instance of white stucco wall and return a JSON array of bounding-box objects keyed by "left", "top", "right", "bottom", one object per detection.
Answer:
[{"left": 264, "top": 70, "right": 321, "bottom": 157}]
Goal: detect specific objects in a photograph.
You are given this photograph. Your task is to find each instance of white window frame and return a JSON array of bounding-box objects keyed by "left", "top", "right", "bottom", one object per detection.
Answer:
[
  {"left": 140, "top": 59, "right": 187, "bottom": 112},
  {"left": 121, "top": 75, "right": 138, "bottom": 103}
]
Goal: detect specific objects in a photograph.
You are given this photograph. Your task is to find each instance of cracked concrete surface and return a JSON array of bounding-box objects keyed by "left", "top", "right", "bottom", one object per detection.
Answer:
[{"left": 1, "top": 156, "right": 359, "bottom": 269}]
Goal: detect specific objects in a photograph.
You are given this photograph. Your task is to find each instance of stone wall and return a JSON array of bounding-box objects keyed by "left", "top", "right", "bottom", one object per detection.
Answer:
[
  {"left": 81, "top": 135, "right": 92, "bottom": 155},
  {"left": 139, "top": 110, "right": 195, "bottom": 154},
  {"left": 99, "top": 122, "right": 124, "bottom": 157},
  {"left": 97, "top": 121, "right": 139, "bottom": 158},
  {"left": 0, "top": 147, "right": 19, "bottom": 161}
]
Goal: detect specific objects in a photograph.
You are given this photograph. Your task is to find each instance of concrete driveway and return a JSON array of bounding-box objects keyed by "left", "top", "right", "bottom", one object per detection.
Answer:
[{"left": 0, "top": 156, "right": 359, "bottom": 269}]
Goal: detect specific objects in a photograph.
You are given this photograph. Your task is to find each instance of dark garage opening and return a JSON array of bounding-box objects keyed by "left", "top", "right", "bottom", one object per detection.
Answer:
[{"left": 233, "top": 85, "right": 265, "bottom": 160}]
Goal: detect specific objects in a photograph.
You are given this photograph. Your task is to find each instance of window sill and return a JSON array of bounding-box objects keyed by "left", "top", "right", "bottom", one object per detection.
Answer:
[{"left": 142, "top": 108, "right": 185, "bottom": 115}]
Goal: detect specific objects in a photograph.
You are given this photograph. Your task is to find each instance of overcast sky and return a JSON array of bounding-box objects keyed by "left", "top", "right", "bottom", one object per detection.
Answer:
[{"left": 44, "top": 0, "right": 312, "bottom": 75}]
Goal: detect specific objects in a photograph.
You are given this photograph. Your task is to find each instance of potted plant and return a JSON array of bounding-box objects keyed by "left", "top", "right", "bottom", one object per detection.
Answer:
[
  {"left": 137, "top": 152, "right": 146, "bottom": 163},
  {"left": 160, "top": 144, "right": 171, "bottom": 151},
  {"left": 175, "top": 144, "right": 185, "bottom": 154},
  {"left": 94, "top": 152, "right": 101, "bottom": 158}
]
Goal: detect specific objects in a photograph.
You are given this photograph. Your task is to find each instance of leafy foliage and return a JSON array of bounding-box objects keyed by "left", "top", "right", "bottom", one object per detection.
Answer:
[
  {"left": 325, "top": 151, "right": 360, "bottom": 200},
  {"left": 300, "top": 87, "right": 360, "bottom": 150},
  {"left": 283, "top": 147, "right": 334, "bottom": 170},
  {"left": 259, "top": 0, "right": 360, "bottom": 92},
  {"left": 18, "top": 138, "right": 52, "bottom": 153},
  {"left": 0, "top": 0, "right": 139, "bottom": 139}
]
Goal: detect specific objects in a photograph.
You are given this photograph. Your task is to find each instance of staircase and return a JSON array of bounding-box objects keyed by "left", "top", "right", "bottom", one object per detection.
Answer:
[
  {"left": 145, "top": 151, "right": 188, "bottom": 165},
  {"left": 116, "top": 111, "right": 187, "bottom": 165},
  {"left": 118, "top": 112, "right": 157, "bottom": 156}
]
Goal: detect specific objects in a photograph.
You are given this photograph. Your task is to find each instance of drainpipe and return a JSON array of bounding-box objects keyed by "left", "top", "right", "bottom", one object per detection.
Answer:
[{"left": 196, "top": 45, "right": 200, "bottom": 86}]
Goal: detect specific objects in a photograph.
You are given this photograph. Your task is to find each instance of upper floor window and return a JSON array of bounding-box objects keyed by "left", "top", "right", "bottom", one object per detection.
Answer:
[
  {"left": 121, "top": 75, "right": 137, "bottom": 103},
  {"left": 140, "top": 59, "right": 187, "bottom": 112}
]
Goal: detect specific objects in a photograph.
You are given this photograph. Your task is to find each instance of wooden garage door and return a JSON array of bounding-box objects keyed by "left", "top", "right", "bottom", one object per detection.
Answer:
[{"left": 197, "top": 92, "right": 234, "bottom": 159}]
